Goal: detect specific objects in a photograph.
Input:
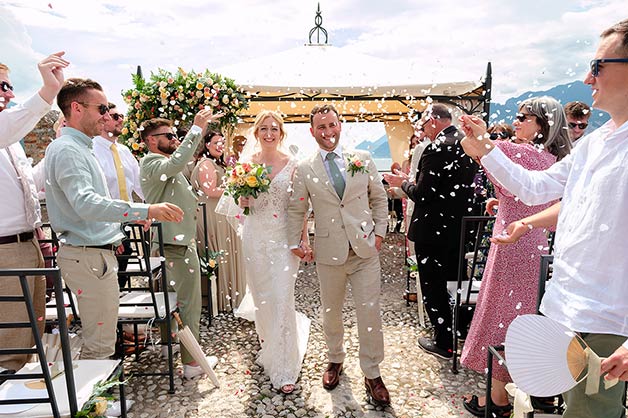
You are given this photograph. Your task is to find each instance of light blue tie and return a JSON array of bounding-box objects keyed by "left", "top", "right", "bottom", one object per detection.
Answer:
[{"left": 326, "top": 152, "right": 345, "bottom": 198}]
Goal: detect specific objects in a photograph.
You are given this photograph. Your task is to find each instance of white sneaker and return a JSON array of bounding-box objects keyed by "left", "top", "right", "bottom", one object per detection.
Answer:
[
  {"left": 183, "top": 355, "right": 218, "bottom": 379},
  {"left": 161, "top": 344, "right": 180, "bottom": 358},
  {"left": 105, "top": 399, "right": 134, "bottom": 417}
]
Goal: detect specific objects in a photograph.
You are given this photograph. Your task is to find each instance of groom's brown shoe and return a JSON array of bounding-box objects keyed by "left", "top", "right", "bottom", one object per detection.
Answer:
[
  {"left": 322, "top": 362, "right": 343, "bottom": 390},
  {"left": 365, "top": 376, "right": 391, "bottom": 406}
]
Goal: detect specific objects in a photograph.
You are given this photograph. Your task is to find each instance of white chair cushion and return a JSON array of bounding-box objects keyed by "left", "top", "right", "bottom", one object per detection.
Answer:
[{"left": 118, "top": 291, "right": 177, "bottom": 318}]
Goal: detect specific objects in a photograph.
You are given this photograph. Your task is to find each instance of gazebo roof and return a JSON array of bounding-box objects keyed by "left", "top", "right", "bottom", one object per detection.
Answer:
[{"left": 218, "top": 45, "right": 490, "bottom": 123}]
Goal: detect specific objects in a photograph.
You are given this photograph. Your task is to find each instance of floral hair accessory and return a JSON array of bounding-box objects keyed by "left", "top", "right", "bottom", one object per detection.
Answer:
[{"left": 346, "top": 154, "right": 369, "bottom": 176}]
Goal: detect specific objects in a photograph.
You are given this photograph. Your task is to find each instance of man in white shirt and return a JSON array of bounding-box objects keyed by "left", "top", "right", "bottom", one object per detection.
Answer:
[
  {"left": 92, "top": 102, "right": 143, "bottom": 288},
  {"left": 0, "top": 52, "right": 69, "bottom": 373},
  {"left": 460, "top": 19, "right": 628, "bottom": 418}
]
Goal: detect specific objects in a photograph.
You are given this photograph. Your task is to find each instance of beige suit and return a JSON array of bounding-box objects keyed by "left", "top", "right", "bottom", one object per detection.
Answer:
[{"left": 287, "top": 148, "right": 388, "bottom": 378}]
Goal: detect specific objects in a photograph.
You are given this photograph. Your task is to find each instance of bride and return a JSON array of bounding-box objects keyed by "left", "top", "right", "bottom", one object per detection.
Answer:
[{"left": 221, "top": 110, "right": 312, "bottom": 394}]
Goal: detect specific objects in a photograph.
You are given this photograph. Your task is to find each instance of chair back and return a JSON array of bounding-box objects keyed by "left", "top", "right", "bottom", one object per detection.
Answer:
[{"left": 536, "top": 254, "right": 554, "bottom": 314}]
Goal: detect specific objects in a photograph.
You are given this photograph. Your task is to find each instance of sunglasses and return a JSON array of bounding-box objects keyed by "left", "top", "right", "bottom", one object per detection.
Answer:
[
  {"left": 152, "top": 132, "right": 178, "bottom": 140},
  {"left": 111, "top": 113, "right": 124, "bottom": 121},
  {"left": 568, "top": 122, "right": 588, "bottom": 130},
  {"left": 1, "top": 81, "right": 14, "bottom": 92},
  {"left": 515, "top": 113, "right": 536, "bottom": 123},
  {"left": 77, "top": 102, "right": 110, "bottom": 115},
  {"left": 489, "top": 132, "right": 510, "bottom": 140},
  {"left": 589, "top": 58, "right": 628, "bottom": 77}
]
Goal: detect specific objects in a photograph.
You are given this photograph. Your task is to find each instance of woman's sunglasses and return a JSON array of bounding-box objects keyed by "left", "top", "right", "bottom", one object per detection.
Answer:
[
  {"left": 489, "top": 132, "right": 510, "bottom": 140},
  {"left": 515, "top": 113, "right": 536, "bottom": 123}
]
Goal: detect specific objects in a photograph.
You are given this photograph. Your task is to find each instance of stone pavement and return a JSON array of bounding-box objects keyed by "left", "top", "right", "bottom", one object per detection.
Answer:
[{"left": 122, "top": 233, "right": 486, "bottom": 418}]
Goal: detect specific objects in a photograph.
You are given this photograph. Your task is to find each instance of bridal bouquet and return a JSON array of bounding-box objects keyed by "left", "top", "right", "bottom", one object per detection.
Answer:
[{"left": 223, "top": 162, "right": 271, "bottom": 215}]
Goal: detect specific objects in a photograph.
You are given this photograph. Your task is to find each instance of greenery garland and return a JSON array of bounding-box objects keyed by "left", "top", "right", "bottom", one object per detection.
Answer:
[{"left": 119, "top": 68, "right": 249, "bottom": 158}]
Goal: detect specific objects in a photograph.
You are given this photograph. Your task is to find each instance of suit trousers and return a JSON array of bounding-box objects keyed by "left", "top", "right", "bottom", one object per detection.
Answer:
[
  {"left": 415, "top": 247, "right": 457, "bottom": 350},
  {"left": 316, "top": 250, "right": 384, "bottom": 379},
  {"left": 57, "top": 245, "right": 119, "bottom": 359},
  {"left": 562, "top": 333, "right": 626, "bottom": 418},
  {"left": 160, "top": 243, "right": 201, "bottom": 365},
  {"left": 0, "top": 239, "right": 45, "bottom": 370}
]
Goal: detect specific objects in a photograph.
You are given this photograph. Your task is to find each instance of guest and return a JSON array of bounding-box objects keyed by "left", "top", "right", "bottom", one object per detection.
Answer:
[
  {"left": 139, "top": 111, "right": 221, "bottom": 378},
  {"left": 386, "top": 162, "right": 404, "bottom": 233},
  {"left": 0, "top": 52, "right": 68, "bottom": 374},
  {"left": 564, "top": 101, "right": 591, "bottom": 143},
  {"left": 403, "top": 129, "right": 429, "bottom": 234},
  {"left": 460, "top": 97, "right": 572, "bottom": 418},
  {"left": 225, "top": 134, "right": 247, "bottom": 166},
  {"left": 191, "top": 130, "right": 246, "bottom": 311},
  {"left": 459, "top": 19, "right": 628, "bottom": 417},
  {"left": 46, "top": 78, "right": 183, "bottom": 360},
  {"left": 384, "top": 103, "right": 477, "bottom": 360},
  {"left": 92, "top": 102, "right": 143, "bottom": 289},
  {"left": 487, "top": 122, "right": 514, "bottom": 141}
]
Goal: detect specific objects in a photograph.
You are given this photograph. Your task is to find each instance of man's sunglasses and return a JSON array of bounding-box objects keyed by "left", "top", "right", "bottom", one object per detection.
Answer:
[
  {"left": 111, "top": 113, "right": 124, "bottom": 121},
  {"left": 589, "top": 58, "right": 628, "bottom": 77},
  {"left": 568, "top": 122, "right": 588, "bottom": 130},
  {"left": 76, "top": 102, "right": 110, "bottom": 115},
  {"left": 515, "top": 113, "right": 536, "bottom": 123},
  {"left": 152, "top": 132, "right": 178, "bottom": 140},
  {"left": 1, "top": 81, "right": 14, "bottom": 92},
  {"left": 489, "top": 132, "right": 510, "bottom": 140}
]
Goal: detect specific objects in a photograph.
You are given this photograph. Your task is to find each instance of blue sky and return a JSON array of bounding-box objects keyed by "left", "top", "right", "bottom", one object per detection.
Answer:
[{"left": 0, "top": 0, "right": 624, "bottom": 151}]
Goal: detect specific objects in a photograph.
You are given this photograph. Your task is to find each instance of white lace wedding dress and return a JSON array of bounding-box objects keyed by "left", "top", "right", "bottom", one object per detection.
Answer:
[{"left": 239, "top": 157, "right": 311, "bottom": 388}]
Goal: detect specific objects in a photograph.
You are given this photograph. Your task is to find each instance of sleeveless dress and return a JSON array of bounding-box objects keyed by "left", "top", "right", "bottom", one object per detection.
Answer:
[
  {"left": 240, "top": 157, "right": 311, "bottom": 388},
  {"left": 461, "top": 141, "right": 558, "bottom": 381},
  {"left": 191, "top": 158, "right": 246, "bottom": 312}
]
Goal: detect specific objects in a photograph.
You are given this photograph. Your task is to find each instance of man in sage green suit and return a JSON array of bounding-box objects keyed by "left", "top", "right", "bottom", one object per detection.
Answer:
[{"left": 139, "top": 109, "right": 219, "bottom": 373}]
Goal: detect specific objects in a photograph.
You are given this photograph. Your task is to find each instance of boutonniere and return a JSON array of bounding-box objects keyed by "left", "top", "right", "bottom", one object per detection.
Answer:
[{"left": 346, "top": 154, "right": 369, "bottom": 176}]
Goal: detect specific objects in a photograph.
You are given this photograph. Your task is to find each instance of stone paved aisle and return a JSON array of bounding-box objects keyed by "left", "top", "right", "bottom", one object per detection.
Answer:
[{"left": 122, "top": 233, "right": 485, "bottom": 418}]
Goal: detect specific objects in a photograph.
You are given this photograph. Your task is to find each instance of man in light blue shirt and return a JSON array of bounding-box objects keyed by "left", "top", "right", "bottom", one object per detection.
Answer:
[{"left": 45, "top": 77, "right": 184, "bottom": 359}]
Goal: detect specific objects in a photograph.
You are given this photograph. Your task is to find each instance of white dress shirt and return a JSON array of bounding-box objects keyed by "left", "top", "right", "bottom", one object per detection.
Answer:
[
  {"left": 92, "top": 135, "right": 144, "bottom": 201},
  {"left": 0, "top": 94, "right": 50, "bottom": 236},
  {"left": 319, "top": 144, "right": 346, "bottom": 182},
  {"left": 481, "top": 119, "right": 628, "bottom": 339}
]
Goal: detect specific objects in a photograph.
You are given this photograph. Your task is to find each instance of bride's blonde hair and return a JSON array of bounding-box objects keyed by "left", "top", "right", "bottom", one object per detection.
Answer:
[{"left": 253, "top": 110, "right": 287, "bottom": 145}]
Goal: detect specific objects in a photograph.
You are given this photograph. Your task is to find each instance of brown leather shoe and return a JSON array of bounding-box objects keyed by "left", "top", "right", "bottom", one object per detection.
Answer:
[
  {"left": 322, "top": 362, "right": 343, "bottom": 390},
  {"left": 365, "top": 376, "right": 391, "bottom": 406}
]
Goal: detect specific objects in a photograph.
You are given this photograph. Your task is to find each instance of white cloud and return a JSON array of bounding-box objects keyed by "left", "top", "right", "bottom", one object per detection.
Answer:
[{"left": 2, "top": 0, "right": 625, "bottom": 107}]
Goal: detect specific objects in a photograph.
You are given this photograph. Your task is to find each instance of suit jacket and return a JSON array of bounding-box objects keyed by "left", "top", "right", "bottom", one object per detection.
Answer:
[
  {"left": 287, "top": 148, "right": 388, "bottom": 265},
  {"left": 140, "top": 129, "right": 202, "bottom": 246},
  {"left": 402, "top": 125, "right": 477, "bottom": 256}
]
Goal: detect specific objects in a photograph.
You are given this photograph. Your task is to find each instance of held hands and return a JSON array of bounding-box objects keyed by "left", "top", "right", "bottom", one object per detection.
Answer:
[
  {"left": 458, "top": 114, "right": 494, "bottom": 160},
  {"left": 38, "top": 51, "right": 70, "bottom": 104},
  {"left": 147, "top": 202, "right": 184, "bottom": 223},
  {"left": 291, "top": 242, "right": 314, "bottom": 262},
  {"left": 375, "top": 235, "right": 383, "bottom": 252},
  {"left": 490, "top": 220, "right": 531, "bottom": 245},
  {"left": 601, "top": 346, "right": 628, "bottom": 381}
]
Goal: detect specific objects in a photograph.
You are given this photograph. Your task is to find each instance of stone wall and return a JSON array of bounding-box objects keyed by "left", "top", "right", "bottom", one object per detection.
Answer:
[{"left": 23, "top": 110, "right": 59, "bottom": 164}]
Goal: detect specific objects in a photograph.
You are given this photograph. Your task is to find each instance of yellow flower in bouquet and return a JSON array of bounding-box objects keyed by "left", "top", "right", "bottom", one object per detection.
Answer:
[{"left": 223, "top": 162, "right": 272, "bottom": 215}]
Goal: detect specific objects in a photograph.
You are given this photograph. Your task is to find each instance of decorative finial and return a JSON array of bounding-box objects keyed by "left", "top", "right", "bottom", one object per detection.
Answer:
[{"left": 308, "top": 3, "right": 329, "bottom": 45}]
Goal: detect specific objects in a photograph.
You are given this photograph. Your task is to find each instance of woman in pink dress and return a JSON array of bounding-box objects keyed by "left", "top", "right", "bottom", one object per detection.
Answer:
[{"left": 461, "top": 96, "right": 572, "bottom": 417}]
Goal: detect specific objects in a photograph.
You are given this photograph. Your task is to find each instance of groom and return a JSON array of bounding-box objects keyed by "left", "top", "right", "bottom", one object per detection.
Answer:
[{"left": 287, "top": 104, "right": 390, "bottom": 406}]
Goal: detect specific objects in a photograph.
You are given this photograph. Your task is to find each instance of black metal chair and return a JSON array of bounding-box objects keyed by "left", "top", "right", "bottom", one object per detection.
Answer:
[
  {"left": 198, "top": 202, "right": 214, "bottom": 324},
  {"left": 0, "top": 267, "right": 125, "bottom": 417},
  {"left": 451, "top": 215, "right": 495, "bottom": 373},
  {"left": 115, "top": 222, "right": 176, "bottom": 393}
]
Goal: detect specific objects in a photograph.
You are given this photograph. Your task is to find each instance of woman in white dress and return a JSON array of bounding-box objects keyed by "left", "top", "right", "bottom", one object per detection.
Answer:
[{"left": 229, "top": 110, "right": 312, "bottom": 394}]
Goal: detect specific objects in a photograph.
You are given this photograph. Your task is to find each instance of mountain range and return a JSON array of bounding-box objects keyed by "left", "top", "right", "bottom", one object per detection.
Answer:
[{"left": 356, "top": 80, "right": 610, "bottom": 159}]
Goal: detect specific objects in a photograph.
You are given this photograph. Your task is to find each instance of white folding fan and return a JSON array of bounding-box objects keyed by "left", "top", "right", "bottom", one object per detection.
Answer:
[{"left": 505, "top": 314, "right": 618, "bottom": 397}]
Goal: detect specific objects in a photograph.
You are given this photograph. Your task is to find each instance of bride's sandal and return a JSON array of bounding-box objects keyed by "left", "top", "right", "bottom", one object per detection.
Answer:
[{"left": 281, "top": 384, "right": 295, "bottom": 394}]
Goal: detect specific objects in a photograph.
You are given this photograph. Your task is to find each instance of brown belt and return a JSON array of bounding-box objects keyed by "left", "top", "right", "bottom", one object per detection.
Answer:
[{"left": 0, "top": 231, "right": 35, "bottom": 245}]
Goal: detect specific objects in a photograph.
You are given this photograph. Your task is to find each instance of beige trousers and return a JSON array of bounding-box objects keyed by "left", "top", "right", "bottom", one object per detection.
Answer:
[
  {"left": 57, "top": 246, "right": 119, "bottom": 359},
  {"left": 0, "top": 238, "right": 45, "bottom": 370},
  {"left": 316, "top": 251, "right": 385, "bottom": 379}
]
